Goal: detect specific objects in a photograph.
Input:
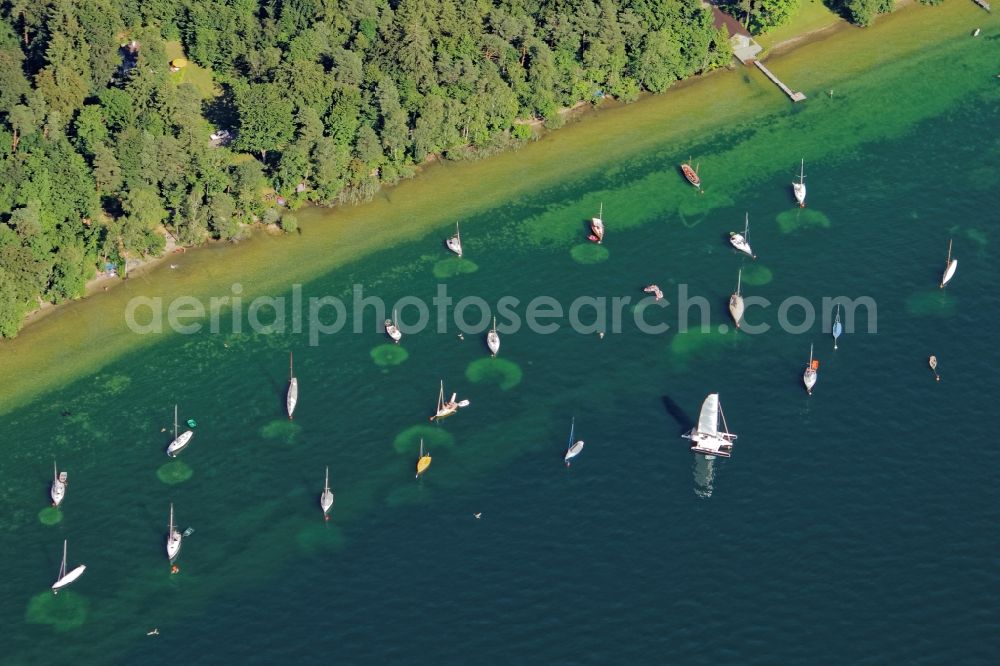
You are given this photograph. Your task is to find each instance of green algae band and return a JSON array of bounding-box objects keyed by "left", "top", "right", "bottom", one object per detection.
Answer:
[
  {"left": 433, "top": 257, "right": 479, "bottom": 278},
  {"left": 25, "top": 590, "right": 89, "bottom": 631},
  {"left": 741, "top": 264, "right": 773, "bottom": 286},
  {"left": 260, "top": 420, "right": 302, "bottom": 442},
  {"left": 392, "top": 425, "right": 455, "bottom": 454},
  {"left": 38, "top": 507, "right": 62, "bottom": 525},
  {"left": 776, "top": 209, "right": 831, "bottom": 234},
  {"left": 370, "top": 344, "right": 409, "bottom": 367},
  {"left": 156, "top": 460, "right": 194, "bottom": 485},
  {"left": 570, "top": 243, "right": 609, "bottom": 264},
  {"left": 465, "top": 357, "right": 523, "bottom": 391}
]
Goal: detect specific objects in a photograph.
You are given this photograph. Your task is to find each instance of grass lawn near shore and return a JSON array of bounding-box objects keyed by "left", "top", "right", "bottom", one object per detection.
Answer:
[
  {"left": 164, "top": 40, "right": 219, "bottom": 99},
  {"left": 755, "top": 0, "right": 845, "bottom": 50}
]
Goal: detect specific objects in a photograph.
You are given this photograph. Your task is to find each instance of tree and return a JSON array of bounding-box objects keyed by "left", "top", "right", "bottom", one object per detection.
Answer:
[{"left": 232, "top": 82, "right": 295, "bottom": 160}]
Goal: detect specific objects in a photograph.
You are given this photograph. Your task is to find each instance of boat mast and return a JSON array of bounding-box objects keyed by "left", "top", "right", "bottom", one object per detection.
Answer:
[
  {"left": 946, "top": 238, "right": 953, "bottom": 266},
  {"left": 568, "top": 417, "right": 575, "bottom": 449},
  {"left": 492, "top": 316, "right": 497, "bottom": 335},
  {"left": 53, "top": 460, "right": 58, "bottom": 481},
  {"left": 59, "top": 540, "right": 68, "bottom": 579},
  {"left": 809, "top": 343, "right": 814, "bottom": 366},
  {"left": 420, "top": 438, "right": 424, "bottom": 458},
  {"left": 169, "top": 503, "right": 175, "bottom": 533},
  {"left": 438, "top": 381, "right": 444, "bottom": 411},
  {"left": 736, "top": 268, "right": 742, "bottom": 296},
  {"left": 718, "top": 402, "right": 730, "bottom": 438},
  {"left": 744, "top": 212, "right": 749, "bottom": 240},
  {"left": 290, "top": 352, "right": 294, "bottom": 381},
  {"left": 173, "top": 404, "right": 178, "bottom": 441},
  {"left": 799, "top": 159, "right": 805, "bottom": 185},
  {"left": 324, "top": 466, "right": 330, "bottom": 493}
]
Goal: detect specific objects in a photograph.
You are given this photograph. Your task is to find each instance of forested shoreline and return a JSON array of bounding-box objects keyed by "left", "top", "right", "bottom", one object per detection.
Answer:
[{"left": 0, "top": 0, "right": 914, "bottom": 338}]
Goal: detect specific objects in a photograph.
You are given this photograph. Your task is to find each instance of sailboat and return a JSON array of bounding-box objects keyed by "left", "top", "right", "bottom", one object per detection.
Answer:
[
  {"left": 320, "top": 466, "right": 334, "bottom": 518},
  {"left": 286, "top": 352, "right": 298, "bottom": 419},
  {"left": 940, "top": 239, "right": 957, "bottom": 288},
  {"left": 51, "top": 539, "right": 86, "bottom": 594},
  {"left": 803, "top": 344, "right": 819, "bottom": 395},
  {"left": 929, "top": 355, "right": 940, "bottom": 381},
  {"left": 165, "top": 404, "right": 194, "bottom": 457},
  {"left": 166, "top": 503, "right": 182, "bottom": 563},
  {"left": 564, "top": 417, "right": 585, "bottom": 466},
  {"left": 50, "top": 461, "right": 67, "bottom": 507},
  {"left": 729, "top": 212, "right": 753, "bottom": 258},
  {"left": 793, "top": 159, "right": 807, "bottom": 207},
  {"left": 486, "top": 316, "right": 500, "bottom": 357},
  {"left": 729, "top": 268, "right": 745, "bottom": 329},
  {"left": 832, "top": 306, "right": 843, "bottom": 350},
  {"left": 589, "top": 203, "right": 605, "bottom": 243},
  {"left": 429, "top": 380, "right": 469, "bottom": 421},
  {"left": 682, "top": 393, "right": 737, "bottom": 458},
  {"left": 681, "top": 157, "right": 701, "bottom": 188},
  {"left": 385, "top": 308, "right": 402, "bottom": 343},
  {"left": 446, "top": 223, "right": 463, "bottom": 257},
  {"left": 415, "top": 439, "right": 432, "bottom": 478}
]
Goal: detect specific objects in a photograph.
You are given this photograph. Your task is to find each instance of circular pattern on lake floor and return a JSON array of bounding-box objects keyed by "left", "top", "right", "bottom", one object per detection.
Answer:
[
  {"left": 370, "top": 344, "right": 409, "bottom": 367},
  {"left": 776, "top": 208, "right": 831, "bottom": 234},
  {"left": 38, "top": 507, "right": 62, "bottom": 525},
  {"left": 905, "top": 290, "right": 957, "bottom": 317},
  {"left": 465, "top": 358, "right": 523, "bottom": 391},
  {"left": 260, "top": 420, "right": 302, "bottom": 443},
  {"left": 433, "top": 257, "right": 479, "bottom": 278},
  {"left": 295, "top": 523, "right": 345, "bottom": 556},
  {"left": 25, "top": 590, "right": 88, "bottom": 631},
  {"left": 570, "top": 243, "right": 609, "bottom": 264},
  {"left": 156, "top": 460, "right": 193, "bottom": 485},
  {"left": 392, "top": 425, "right": 455, "bottom": 454},
  {"left": 741, "top": 264, "right": 773, "bottom": 286}
]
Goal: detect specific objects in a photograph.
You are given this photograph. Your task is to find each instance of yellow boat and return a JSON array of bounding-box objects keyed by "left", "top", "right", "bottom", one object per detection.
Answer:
[{"left": 415, "top": 438, "right": 432, "bottom": 478}]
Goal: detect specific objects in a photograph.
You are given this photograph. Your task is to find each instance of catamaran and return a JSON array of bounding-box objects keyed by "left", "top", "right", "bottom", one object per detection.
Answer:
[
  {"left": 832, "top": 306, "right": 843, "bottom": 350},
  {"left": 286, "top": 352, "right": 298, "bottom": 419},
  {"left": 50, "top": 461, "right": 67, "bottom": 507},
  {"left": 166, "top": 503, "right": 182, "bottom": 563},
  {"left": 165, "top": 404, "right": 194, "bottom": 457},
  {"left": 564, "top": 417, "right": 585, "bottom": 466},
  {"left": 682, "top": 393, "right": 737, "bottom": 458},
  {"left": 486, "top": 316, "right": 500, "bottom": 357},
  {"left": 415, "top": 439, "right": 432, "bottom": 478},
  {"left": 589, "top": 203, "right": 605, "bottom": 243},
  {"left": 729, "top": 268, "right": 745, "bottom": 329},
  {"left": 803, "top": 344, "right": 819, "bottom": 395},
  {"left": 793, "top": 159, "right": 807, "bottom": 207},
  {"left": 51, "top": 539, "right": 86, "bottom": 594},
  {"left": 729, "top": 212, "right": 753, "bottom": 258},
  {"left": 385, "top": 308, "right": 402, "bottom": 343},
  {"left": 681, "top": 157, "right": 701, "bottom": 188},
  {"left": 446, "top": 223, "right": 463, "bottom": 257},
  {"left": 320, "top": 466, "right": 334, "bottom": 518},
  {"left": 940, "top": 239, "right": 957, "bottom": 288},
  {"left": 429, "top": 380, "right": 469, "bottom": 421}
]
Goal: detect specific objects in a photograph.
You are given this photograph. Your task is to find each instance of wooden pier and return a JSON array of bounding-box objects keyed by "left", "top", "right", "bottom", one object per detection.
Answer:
[{"left": 753, "top": 61, "right": 807, "bottom": 102}]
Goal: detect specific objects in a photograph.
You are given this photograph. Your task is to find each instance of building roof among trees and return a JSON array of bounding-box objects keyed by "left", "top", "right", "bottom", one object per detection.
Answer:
[{"left": 710, "top": 5, "right": 752, "bottom": 39}]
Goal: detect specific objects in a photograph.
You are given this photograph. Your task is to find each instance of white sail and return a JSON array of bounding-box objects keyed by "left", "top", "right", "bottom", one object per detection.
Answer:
[
  {"left": 286, "top": 352, "right": 298, "bottom": 418},
  {"left": 697, "top": 394, "right": 720, "bottom": 437},
  {"left": 729, "top": 213, "right": 753, "bottom": 257},
  {"left": 52, "top": 540, "right": 86, "bottom": 593},
  {"left": 941, "top": 240, "right": 957, "bottom": 288},
  {"left": 166, "top": 404, "right": 193, "bottom": 457},
  {"left": 320, "top": 466, "right": 334, "bottom": 515},
  {"left": 166, "top": 503, "right": 182, "bottom": 562},
  {"left": 793, "top": 159, "right": 806, "bottom": 206},
  {"left": 446, "top": 223, "right": 463, "bottom": 256},
  {"left": 729, "top": 269, "right": 744, "bottom": 328}
]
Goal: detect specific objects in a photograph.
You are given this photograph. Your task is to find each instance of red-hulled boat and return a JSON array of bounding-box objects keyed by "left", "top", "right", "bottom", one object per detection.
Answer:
[{"left": 681, "top": 159, "right": 701, "bottom": 188}]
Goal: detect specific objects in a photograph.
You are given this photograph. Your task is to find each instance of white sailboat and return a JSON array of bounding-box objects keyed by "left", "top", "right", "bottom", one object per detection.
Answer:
[
  {"left": 729, "top": 212, "right": 754, "bottom": 258},
  {"left": 832, "top": 305, "right": 843, "bottom": 350},
  {"left": 446, "top": 223, "right": 463, "bottom": 257},
  {"left": 564, "top": 417, "right": 585, "bottom": 466},
  {"left": 286, "top": 352, "right": 298, "bottom": 419},
  {"left": 166, "top": 503, "right": 182, "bottom": 563},
  {"left": 320, "top": 466, "right": 334, "bottom": 518},
  {"left": 803, "top": 344, "right": 818, "bottom": 395},
  {"left": 415, "top": 439, "right": 432, "bottom": 478},
  {"left": 429, "top": 380, "right": 469, "bottom": 421},
  {"left": 385, "top": 309, "right": 402, "bottom": 343},
  {"left": 793, "top": 159, "right": 807, "bottom": 207},
  {"left": 51, "top": 539, "right": 86, "bottom": 594},
  {"left": 486, "top": 316, "right": 500, "bottom": 357},
  {"left": 50, "top": 461, "right": 67, "bottom": 507},
  {"left": 940, "top": 239, "right": 957, "bottom": 288},
  {"left": 165, "top": 404, "right": 193, "bottom": 457},
  {"left": 729, "top": 268, "right": 745, "bottom": 329},
  {"left": 683, "top": 393, "right": 737, "bottom": 458},
  {"left": 589, "top": 203, "right": 605, "bottom": 243}
]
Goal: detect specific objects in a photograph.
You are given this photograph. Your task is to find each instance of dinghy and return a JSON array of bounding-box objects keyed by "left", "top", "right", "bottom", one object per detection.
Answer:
[
  {"left": 51, "top": 540, "right": 86, "bottom": 594},
  {"left": 564, "top": 417, "right": 585, "bottom": 466},
  {"left": 415, "top": 439, "right": 432, "bottom": 478},
  {"left": 940, "top": 239, "right": 957, "bottom": 288},
  {"left": 429, "top": 381, "right": 469, "bottom": 421},
  {"left": 643, "top": 284, "right": 664, "bottom": 301},
  {"left": 446, "top": 223, "right": 463, "bottom": 257},
  {"left": 793, "top": 159, "right": 807, "bottom": 207},
  {"left": 166, "top": 503, "right": 182, "bottom": 563},
  {"left": 320, "top": 466, "right": 334, "bottom": 518},
  {"left": 729, "top": 213, "right": 754, "bottom": 258},
  {"left": 589, "top": 203, "right": 605, "bottom": 243},
  {"left": 385, "top": 309, "right": 402, "bottom": 343},
  {"left": 50, "top": 461, "right": 67, "bottom": 507},
  {"left": 486, "top": 317, "right": 500, "bottom": 357},
  {"left": 803, "top": 344, "right": 818, "bottom": 395},
  {"left": 286, "top": 352, "right": 298, "bottom": 419},
  {"left": 832, "top": 306, "right": 843, "bottom": 350},
  {"left": 682, "top": 393, "right": 737, "bottom": 458},
  {"left": 729, "top": 268, "right": 745, "bottom": 329},
  {"left": 681, "top": 157, "right": 701, "bottom": 188},
  {"left": 165, "top": 404, "right": 194, "bottom": 457}
]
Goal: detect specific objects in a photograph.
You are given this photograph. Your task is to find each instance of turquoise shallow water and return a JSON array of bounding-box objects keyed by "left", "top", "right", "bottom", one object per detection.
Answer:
[{"left": 3, "top": 18, "right": 1000, "bottom": 664}]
